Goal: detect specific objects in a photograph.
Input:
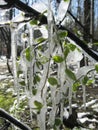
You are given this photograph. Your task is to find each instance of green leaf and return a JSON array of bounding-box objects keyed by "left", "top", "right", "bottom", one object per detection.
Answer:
[
  {"left": 64, "top": 0, "right": 69, "bottom": 2},
  {"left": 36, "top": 61, "right": 43, "bottom": 69},
  {"left": 17, "top": 70, "right": 23, "bottom": 77},
  {"left": 73, "top": 82, "right": 81, "bottom": 92},
  {"left": 32, "top": 89, "right": 37, "bottom": 95},
  {"left": 64, "top": 46, "right": 70, "bottom": 60},
  {"left": 53, "top": 55, "right": 64, "bottom": 63},
  {"left": 30, "top": 20, "right": 38, "bottom": 25},
  {"left": 65, "top": 68, "right": 76, "bottom": 81},
  {"left": 25, "top": 47, "right": 33, "bottom": 61},
  {"left": 19, "top": 81, "right": 26, "bottom": 86},
  {"left": 58, "top": 31, "right": 68, "bottom": 38},
  {"left": 36, "top": 37, "right": 46, "bottom": 44},
  {"left": 82, "top": 75, "right": 89, "bottom": 85},
  {"left": 33, "top": 75, "right": 40, "bottom": 85},
  {"left": 94, "top": 42, "right": 98, "bottom": 46},
  {"left": 86, "top": 79, "right": 94, "bottom": 86},
  {"left": 95, "top": 64, "right": 98, "bottom": 73},
  {"left": 55, "top": 118, "right": 61, "bottom": 126},
  {"left": 69, "top": 44, "right": 76, "bottom": 51},
  {"left": 48, "top": 77, "right": 58, "bottom": 86},
  {"left": 34, "top": 100, "right": 43, "bottom": 110}
]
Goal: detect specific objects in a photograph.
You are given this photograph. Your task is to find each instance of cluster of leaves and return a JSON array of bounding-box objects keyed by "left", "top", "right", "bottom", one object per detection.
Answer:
[
  {"left": 9, "top": 0, "right": 98, "bottom": 129},
  {"left": 0, "top": 79, "right": 15, "bottom": 111}
]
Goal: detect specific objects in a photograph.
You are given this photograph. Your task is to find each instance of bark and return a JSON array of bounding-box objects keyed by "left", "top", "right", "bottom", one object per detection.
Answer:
[
  {"left": 84, "top": 0, "right": 91, "bottom": 42},
  {"left": 59, "top": 25, "right": 98, "bottom": 62}
]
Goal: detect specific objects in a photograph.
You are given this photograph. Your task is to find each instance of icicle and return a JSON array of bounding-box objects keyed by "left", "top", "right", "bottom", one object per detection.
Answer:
[
  {"left": 47, "top": 0, "right": 55, "bottom": 56},
  {"left": 11, "top": 25, "right": 17, "bottom": 90},
  {"left": 36, "top": 63, "right": 49, "bottom": 129},
  {"left": 11, "top": 24, "right": 20, "bottom": 105},
  {"left": 47, "top": 0, "right": 57, "bottom": 128},
  {"left": 28, "top": 24, "right": 34, "bottom": 97}
]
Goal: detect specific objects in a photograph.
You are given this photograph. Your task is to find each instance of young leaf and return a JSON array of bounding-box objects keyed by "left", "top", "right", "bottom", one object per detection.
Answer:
[
  {"left": 19, "top": 81, "right": 26, "bottom": 86},
  {"left": 65, "top": 68, "right": 76, "bottom": 81},
  {"left": 48, "top": 77, "right": 58, "bottom": 86},
  {"left": 94, "top": 42, "right": 98, "bottom": 46},
  {"left": 73, "top": 82, "right": 81, "bottom": 92},
  {"left": 86, "top": 79, "right": 94, "bottom": 86},
  {"left": 64, "top": 46, "right": 70, "bottom": 60},
  {"left": 17, "top": 70, "right": 23, "bottom": 77},
  {"left": 25, "top": 47, "right": 31, "bottom": 61},
  {"left": 32, "top": 89, "right": 37, "bottom": 95},
  {"left": 95, "top": 64, "right": 98, "bottom": 73},
  {"left": 69, "top": 44, "right": 76, "bottom": 51},
  {"left": 82, "top": 75, "right": 89, "bottom": 85},
  {"left": 30, "top": 20, "right": 38, "bottom": 25},
  {"left": 33, "top": 75, "right": 40, "bottom": 85},
  {"left": 58, "top": 31, "right": 68, "bottom": 38},
  {"left": 53, "top": 55, "right": 64, "bottom": 63},
  {"left": 34, "top": 100, "right": 43, "bottom": 110},
  {"left": 36, "top": 37, "right": 46, "bottom": 44},
  {"left": 64, "top": 0, "right": 69, "bottom": 2},
  {"left": 36, "top": 61, "right": 43, "bottom": 70},
  {"left": 55, "top": 118, "right": 61, "bottom": 126}
]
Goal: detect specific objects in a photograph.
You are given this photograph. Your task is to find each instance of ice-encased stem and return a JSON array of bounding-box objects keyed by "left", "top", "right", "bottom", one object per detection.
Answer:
[
  {"left": 68, "top": 83, "right": 72, "bottom": 114},
  {"left": 29, "top": 25, "right": 33, "bottom": 97},
  {"left": 82, "top": 85, "right": 86, "bottom": 110},
  {"left": 11, "top": 25, "right": 19, "bottom": 104}
]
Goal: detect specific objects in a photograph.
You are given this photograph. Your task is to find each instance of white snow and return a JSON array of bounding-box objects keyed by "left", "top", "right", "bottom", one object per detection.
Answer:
[
  {"left": 63, "top": 108, "right": 69, "bottom": 119},
  {"left": 57, "top": 0, "right": 70, "bottom": 23},
  {"left": 32, "top": 1, "right": 47, "bottom": 14},
  {"left": 78, "top": 112, "right": 90, "bottom": 118},
  {"left": 81, "top": 99, "right": 97, "bottom": 108}
]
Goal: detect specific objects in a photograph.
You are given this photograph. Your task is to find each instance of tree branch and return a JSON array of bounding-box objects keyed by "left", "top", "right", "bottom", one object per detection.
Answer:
[
  {"left": 0, "top": 108, "right": 31, "bottom": 130},
  {"left": 58, "top": 25, "right": 98, "bottom": 62}
]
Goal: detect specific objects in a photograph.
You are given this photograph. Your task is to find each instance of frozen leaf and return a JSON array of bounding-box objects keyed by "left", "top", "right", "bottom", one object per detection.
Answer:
[
  {"left": 94, "top": 42, "right": 98, "bottom": 46},
  {"left": 19, "top": 81, "right": 26, "bottom": 86},
  {"left": 58, "top": 31, "right": 68, "bottom": 38},
  {"left": 73, "top": 82, "right": 81, "bottom": 91},
  {"left": 64, "top": 0, "right": 69, "bottom": 2},
  {"left": 53, "top": 55, "right": 64, "bottom": 63},
  {"left": 87, "top": 79, "right": 94, "bottom": 86},
  {"left": 36, "top": 61, "right": 43, "bottom": 70},
  {"left": 25, "top": 47, "right": 31, "bottom": 61},
  {"left": 34, "top": 100, "right": 43, "bottom": 110},
  {"left": 82, "top": 75, "right": 89, "bottom": 85},
  {"left": 17, "top": 70, "right": 23, "bottom": 77},
  {"left": 69, "top": 44, "right": 76, "bottom": 51},
  {"left": 48, "top": 77, "right": 58, "bottom": 86},
  {"left": 36, "top": 37, "right": 46, "bottom": 44},
  {"left": 55, "top": 118, "right": 61, "bottom": 126},
  {"left": 32, "top": 89, "right": 37, "bottom": 95},
  {"left": 64, "top": 46, "right": 70, "bottom": 59},
  {"left": 33, "top": 75, "right": 40, "bottom": 85},
  {"left": 65, "top": 68, "right": 76, "bottom": 81},
  {"left": 30, "top": 20, "right": 38, "bottom": 25},
  {"left": 95, "top": 64, "right": 98, "bottom": 73}
]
